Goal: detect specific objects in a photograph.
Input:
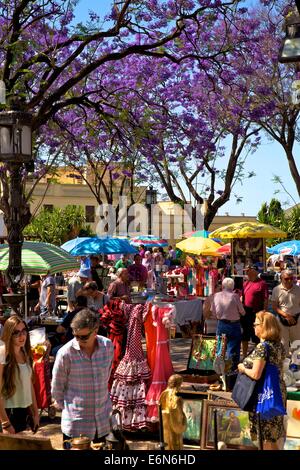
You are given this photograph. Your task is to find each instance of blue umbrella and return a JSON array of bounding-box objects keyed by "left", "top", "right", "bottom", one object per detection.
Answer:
[
  {"left": 61, "top": 237, "right": 92, "bottom": 252},
  {"left": 267, "top": 240, "right": 300, "bottom": 256},
  {"left": 69, "top": 237, "right": 138, "bottom": 256}
]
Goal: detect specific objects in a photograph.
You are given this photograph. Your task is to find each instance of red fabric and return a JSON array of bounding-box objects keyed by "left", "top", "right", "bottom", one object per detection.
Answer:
[
  {"left": 99, "top": 299, "right": 128, "bottom": 390},
  {"left": 242, "top": 279, "right": 269, "bottom": 311},
  {"left": 145, "top": 306, "right": 174, "bottom": 423},
  {"left": 33, "top": 359, "right": 52, "bottom": 409},
  {"left": 144, "top": 303, "right": 157, "bottom": 376}
]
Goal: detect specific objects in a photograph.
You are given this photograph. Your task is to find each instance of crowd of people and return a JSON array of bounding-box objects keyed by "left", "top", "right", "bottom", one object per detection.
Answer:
[{"left": 0, "top": 244, "right": 299, "bottom": 451}]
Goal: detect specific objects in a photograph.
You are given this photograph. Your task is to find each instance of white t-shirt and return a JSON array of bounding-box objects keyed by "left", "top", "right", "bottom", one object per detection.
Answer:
[
  {"left": 5, "top": 362, "right": 33, "bottom": 408},
  {"left": 234, "top": 262, "right": 244, "bottom": 276}
]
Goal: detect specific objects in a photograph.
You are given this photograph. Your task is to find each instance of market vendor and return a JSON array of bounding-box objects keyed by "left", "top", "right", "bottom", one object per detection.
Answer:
[
  {"left": 107, "top": 268, "right": 131, "bottom": 303},
  {"left": 127, "top": 254, "right": 148, "bottom": 288}
]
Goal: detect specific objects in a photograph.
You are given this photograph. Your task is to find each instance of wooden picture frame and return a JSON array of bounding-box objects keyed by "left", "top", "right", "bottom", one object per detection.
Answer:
[
  {"left": 0, "top": 433, "right": 53, "bottom": 450},
  {"left": 284, "top": 437, "right": 300, "bottom": 450},
  {"left": 187, "top": 335, "right": 216, "bottom": 371},
  {"left": 201, "top": 400, "right": 258, "bottom": 450},
  {"left": 187, "top": 334, "right": 226, "bottom": 373},
  {"left": 286, "top": 400, "right": 300, "bottom": 438},
  {"left": 177, "top": 390, "right": 207, "bottom": 446}
]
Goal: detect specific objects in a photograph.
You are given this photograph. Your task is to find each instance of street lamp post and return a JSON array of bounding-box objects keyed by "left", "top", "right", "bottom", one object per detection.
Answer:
[
  {"left": 145, "top": 186, "right": 157, "bottom": 235},
  {"left": 0, "top": 107, "right": 33, "bottom": 313}
]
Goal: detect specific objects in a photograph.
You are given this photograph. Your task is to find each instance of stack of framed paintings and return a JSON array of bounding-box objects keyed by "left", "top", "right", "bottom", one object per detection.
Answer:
[
  {"left": 177, "top": 391, "right": 259, "bottom": 450},
  {"left": 200, "top": 400, "right": 258, "bottom": 450},
  {"left": 178, "top": 391, "right": 207, "bottom": 448}
]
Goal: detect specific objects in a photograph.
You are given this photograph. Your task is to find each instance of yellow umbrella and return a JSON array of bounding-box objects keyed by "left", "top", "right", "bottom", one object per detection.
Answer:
[
  {"left": 208, "top": 221, "right": 287, "bottom": 239},
  {"left": 176, "top": 237, "right": 221, "bottom": 255}
]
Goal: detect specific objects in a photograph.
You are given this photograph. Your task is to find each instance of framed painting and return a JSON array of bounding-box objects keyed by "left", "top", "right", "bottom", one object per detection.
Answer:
[
  {"left": 187, "top": 334, "right": 226, "bottom": 372},
  {"left": 201, "top": 400, "right": 258, "bottom": 450},
  {"left": 233, "top": 238, "right": 263, "bottom": 266},
  {"left": 177, "top": 391, "right": 207, "bottom": 446},
  {"left": 284, "top": 437, "right": 300, "bottom": 451},
  {"left": 286, "top": 400, "right": 300, "bottom": 438}
]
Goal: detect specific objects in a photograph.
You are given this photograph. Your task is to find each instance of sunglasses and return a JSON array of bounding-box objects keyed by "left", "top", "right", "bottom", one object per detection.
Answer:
[
  {"left": 12, "top": 328, "right": 28, "bottom": 337},
  {"left": 73, "top": 330, "right": 95, "bottom": 341},
  {"left": 283, "top": 277, "right": 294, "bottom": 281}
]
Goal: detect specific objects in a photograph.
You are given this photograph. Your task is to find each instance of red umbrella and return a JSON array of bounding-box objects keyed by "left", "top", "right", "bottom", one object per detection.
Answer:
[{"left": 216, "top": 243, "right": 231, "bottom": 254}]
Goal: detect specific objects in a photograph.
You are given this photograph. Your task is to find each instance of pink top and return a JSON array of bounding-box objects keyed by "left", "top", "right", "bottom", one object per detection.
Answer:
[
  {"left": 211, "top": 290, "right": 245, "bottom": 321},
  {"left": 127, "top": 263, "right": 148, "bottom": 282},
  {"left": 242, "top": 279, "right": 269, "bottom": 311}
]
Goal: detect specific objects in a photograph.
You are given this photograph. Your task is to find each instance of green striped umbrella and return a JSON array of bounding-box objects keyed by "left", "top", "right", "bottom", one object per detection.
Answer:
[{"left": 0, "top": 241, "right": 80, "bottom": 275}]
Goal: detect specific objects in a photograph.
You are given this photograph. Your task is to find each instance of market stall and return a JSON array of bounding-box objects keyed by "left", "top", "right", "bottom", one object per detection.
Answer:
[
  {"left": 209, "top": 222, "right": 287, "bottom": 284},
  {"left": 174, "top": 236, "right": 222, "bottom": 297}
]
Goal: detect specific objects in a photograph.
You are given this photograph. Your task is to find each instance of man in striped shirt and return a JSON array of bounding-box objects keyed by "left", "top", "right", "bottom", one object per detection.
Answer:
[{"left": 51, "top": 309, "right": 114, "bottom": 447}]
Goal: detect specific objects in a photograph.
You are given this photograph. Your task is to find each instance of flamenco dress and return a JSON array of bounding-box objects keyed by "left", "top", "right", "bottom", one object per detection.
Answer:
[
  {"left": 110, "top": 303, "right": 151, "bottom": 431},
  {"left": 145, "top": 305, "right": 175, "bottom": 423}
]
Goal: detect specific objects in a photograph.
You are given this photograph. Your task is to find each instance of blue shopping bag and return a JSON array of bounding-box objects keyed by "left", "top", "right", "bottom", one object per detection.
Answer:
[{"left": 255, "top": 343, "right": 286, "bottom": 420}]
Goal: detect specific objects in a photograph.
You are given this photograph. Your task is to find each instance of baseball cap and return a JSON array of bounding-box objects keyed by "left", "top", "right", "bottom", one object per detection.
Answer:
[
  {"left": 77, "top": 268, "right": 91, "bottom": 278},
  {"left": 245, "top": 264, "right": 258, "bottom": 271}
]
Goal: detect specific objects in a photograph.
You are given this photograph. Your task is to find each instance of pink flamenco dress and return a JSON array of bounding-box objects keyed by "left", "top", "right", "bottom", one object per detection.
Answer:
[
  {"left": 110, "top": 303, "right": 151, "bottom": 431},
  {"left": 145, "top": 304, "right": 175, "bottom": 424}
]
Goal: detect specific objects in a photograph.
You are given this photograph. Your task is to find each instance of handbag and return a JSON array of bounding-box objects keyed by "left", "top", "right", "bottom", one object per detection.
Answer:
[
  {"left": 231, "top": 372, "right": 257, "bottom": 411},
  {"left": 255, "top": 342, "right": 286, "bottom": 420},
  {"left": 278, "top": 313, "right": 300, "bottom": 327}
]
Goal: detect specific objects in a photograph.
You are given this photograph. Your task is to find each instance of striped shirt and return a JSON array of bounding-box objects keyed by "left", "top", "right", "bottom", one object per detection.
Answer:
[{"left": 51, "top": 335, "right": 114, "bottom": 439}]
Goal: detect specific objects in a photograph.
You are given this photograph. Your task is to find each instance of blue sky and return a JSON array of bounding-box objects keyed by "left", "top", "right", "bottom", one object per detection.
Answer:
[{"left": 73, "top": 0, "right": 299, "bottom": 217}]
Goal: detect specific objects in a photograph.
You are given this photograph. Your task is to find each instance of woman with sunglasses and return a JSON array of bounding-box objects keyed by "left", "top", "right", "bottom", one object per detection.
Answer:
[
  {"left": 0, "top": 315, "right": 39, "bottom": 434},
  {"left": 237, "top": 311, "right": 286, "bottom": 450}
]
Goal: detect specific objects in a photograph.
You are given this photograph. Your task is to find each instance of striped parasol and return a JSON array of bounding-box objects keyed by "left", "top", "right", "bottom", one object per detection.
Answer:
[
  {"left": 0, "top": 241, "right": 80, "bottom": 275},
  {"left": 130, "top": 235, "right": 168, "bottom": 248}
]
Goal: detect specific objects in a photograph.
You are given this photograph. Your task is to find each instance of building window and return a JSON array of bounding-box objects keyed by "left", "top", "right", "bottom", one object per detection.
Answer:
[
  {"left": 85, "top": 205, "right": 95, "bottom": 223},
  {"left": 43, "top": 204, "right": 53, "bottom": 212}
]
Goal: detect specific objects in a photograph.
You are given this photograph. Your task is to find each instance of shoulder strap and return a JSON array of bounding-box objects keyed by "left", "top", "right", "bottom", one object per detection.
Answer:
[{"left": 261, "top": 341, "right": 270, "bottom": 361}]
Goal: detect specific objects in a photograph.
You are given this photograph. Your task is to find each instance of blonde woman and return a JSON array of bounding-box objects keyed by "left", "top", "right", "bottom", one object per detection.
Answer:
[
  {"left": 0, "top": 316, "right": 39, "bottom": 434},
  {"left": 237, "top": 311, "right": 286, "bottom": 450}
]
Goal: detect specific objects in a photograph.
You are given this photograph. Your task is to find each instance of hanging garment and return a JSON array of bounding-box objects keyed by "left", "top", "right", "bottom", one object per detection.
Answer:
[
  {"left": 110, "top": 303, "right": 151, "bottom": 431},
  {"left": 143, "top": 302, "right": 157, "bottom": 377},
  {"left": 99, "top": 299, "right": 128, "bottom": 390},
  {"left": 145, "top": 304, "right": 175, "bottom": 423}
]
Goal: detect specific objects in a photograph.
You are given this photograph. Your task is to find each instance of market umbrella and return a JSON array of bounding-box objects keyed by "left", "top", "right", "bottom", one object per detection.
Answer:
[
  {"left": 267, "top": 240, "right": 300, "bottom": 256},
  {"left": 209, "top": 221, "right": 287, "bottom": 239},
  {"left": 175, "top": 236, "right": 221, "bottom": 256},
  {"left": 60, "top": 237, "right": 91, "bottom": 253},
  {"left": 0, "top": 241, "right": 80, "bottom": 275},
  {"left": 130, "top": 235, "right": 168, "bottom": 248},
  {"left": 69, "top": 237, "right": 138, "bottom": 256},
  {"left": 182, "top": 229, "right": 221, "bottom": 243},
  {"left": 183, "top": 229, "right": 210, "bottom": 238},
  {"left": 216, "top": 243, "right": 231, "bottom": 254}
]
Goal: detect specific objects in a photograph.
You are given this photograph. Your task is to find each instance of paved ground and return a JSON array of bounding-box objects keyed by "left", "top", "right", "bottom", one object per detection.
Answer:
[{"left": 18, "top": 338, "right": 195, "bottom": 450}]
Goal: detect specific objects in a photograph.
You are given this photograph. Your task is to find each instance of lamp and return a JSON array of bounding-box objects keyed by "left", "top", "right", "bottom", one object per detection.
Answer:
[
  {"left": 145, "top": 186, "right": 157, "bottom": 235},
  {"left": 279, "top": 12, "right": 300, "bottom": 63},
  {"left": 145, "top": 186, "right": 157, "bottom": 205},
  {"left": 0, "top": 103, "right": 33, "bottom": 313}
]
